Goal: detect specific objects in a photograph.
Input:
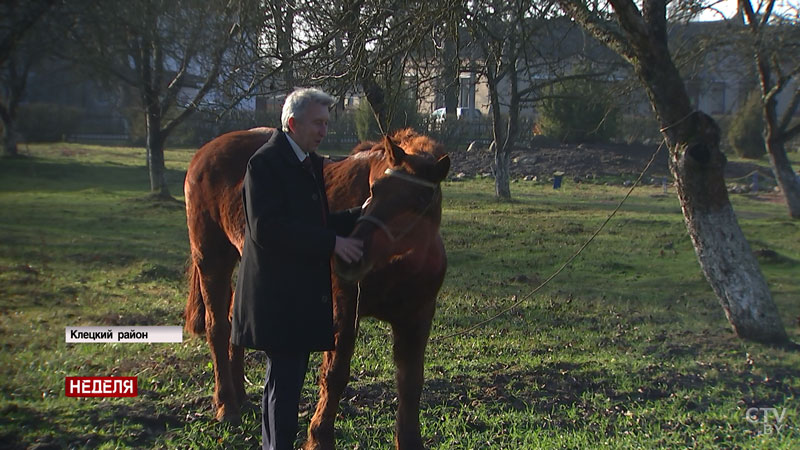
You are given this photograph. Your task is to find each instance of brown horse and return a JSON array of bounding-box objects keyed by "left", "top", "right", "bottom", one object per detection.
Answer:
[{"left": 183, "top": 127, "right": 450, "bottom": 448}]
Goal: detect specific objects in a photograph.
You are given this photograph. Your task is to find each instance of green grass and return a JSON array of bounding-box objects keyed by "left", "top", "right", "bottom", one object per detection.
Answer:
[{"left": 1, "top": 143, "right": 798, "bottom": 449}]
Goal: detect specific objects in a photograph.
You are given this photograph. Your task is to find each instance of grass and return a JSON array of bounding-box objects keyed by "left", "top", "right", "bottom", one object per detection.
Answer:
[{"left": 0, "top": 142, "right": 798, "bottom": 449}]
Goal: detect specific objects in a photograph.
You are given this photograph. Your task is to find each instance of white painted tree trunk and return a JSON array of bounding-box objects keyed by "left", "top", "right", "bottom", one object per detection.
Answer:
[{"left": 681, "top": 202, "right": 786, "bottom": 341}]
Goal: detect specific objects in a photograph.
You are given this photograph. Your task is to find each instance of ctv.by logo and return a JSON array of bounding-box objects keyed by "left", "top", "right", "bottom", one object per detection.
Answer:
[{"left": 745, "top": 407, "right": 792, "bottom": 435}]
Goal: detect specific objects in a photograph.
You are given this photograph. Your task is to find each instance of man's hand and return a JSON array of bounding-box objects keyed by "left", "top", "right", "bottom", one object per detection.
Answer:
[{"left": 334, "top": 236, "right": 363, "bottom": 264}]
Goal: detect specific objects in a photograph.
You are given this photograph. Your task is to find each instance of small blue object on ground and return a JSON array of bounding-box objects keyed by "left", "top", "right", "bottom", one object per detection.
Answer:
[{"left": 553, "top": 171, "right": 564, "bottom": 189}]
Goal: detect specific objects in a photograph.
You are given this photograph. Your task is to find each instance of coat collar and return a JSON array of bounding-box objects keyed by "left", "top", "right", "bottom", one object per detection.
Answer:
[
  {"left": 285, "top": 133, "right": 308, "bottom": 162},
  {"left": 272, "top": 129, "right": 326, "bottom": 177},
  {"left": 272, "top": 130, "right": 306, "bottom": 168}
]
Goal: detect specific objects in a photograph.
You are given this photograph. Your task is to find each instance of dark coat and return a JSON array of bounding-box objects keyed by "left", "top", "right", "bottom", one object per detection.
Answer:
[{"left": 231, "top": 130, "right": 359, "bottom": 353}]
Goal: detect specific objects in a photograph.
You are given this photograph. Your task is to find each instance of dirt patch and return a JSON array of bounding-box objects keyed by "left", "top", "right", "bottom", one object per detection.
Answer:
[{"left": 447, "top": 142, "right": 766, "bottom": 182}]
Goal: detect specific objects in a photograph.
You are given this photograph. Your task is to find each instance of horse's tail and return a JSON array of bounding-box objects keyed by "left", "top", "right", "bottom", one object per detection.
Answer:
[{"left": 184, "top": 261, "right": 206, "bottom": 336}]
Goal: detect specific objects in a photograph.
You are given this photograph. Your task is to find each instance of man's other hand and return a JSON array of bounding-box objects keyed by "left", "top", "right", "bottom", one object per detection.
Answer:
[{"left": 334, "top": 236, "right": 363, "bottom": 264}]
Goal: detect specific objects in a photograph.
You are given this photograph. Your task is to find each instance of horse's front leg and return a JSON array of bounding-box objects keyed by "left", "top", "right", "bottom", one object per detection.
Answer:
[
  {"left": 304, "top": 281, "right": 358, "bottom": 450},
  {"left": 391, "top": 316, "right": 433, "bottom": 450},
  {"left": 229, "top": 341, "right": 246, "bottom": 407}
]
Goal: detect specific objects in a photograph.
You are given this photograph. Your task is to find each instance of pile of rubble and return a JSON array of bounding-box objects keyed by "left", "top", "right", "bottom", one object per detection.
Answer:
[{"left": 446, "top": 141, "right": 785, "bottom": 194}]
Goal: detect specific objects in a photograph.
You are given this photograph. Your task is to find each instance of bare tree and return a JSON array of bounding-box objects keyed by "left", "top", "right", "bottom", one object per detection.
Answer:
[
  {"left": 63, "top": 0, "right": 260, "bottom": 198},
  {"left": 557, "top": 0, "right": 789, "bottom": 344},
  {"left": 0, "top": 0, "right": 57, "bottom": 157},
  {"left": 465, "top": 1, "right": 620, "bottom": 199},
  {"left": 740, "top": 0, "right": 800, "bottom": 218},
  {"left": 267, "top": 0, "right": 296, "bottom": 91},
  {"left": 289, "top": 1, "right": 457, "bottom": 133},
  {"left": 465, "top": 0, "right": 529, "bottom": 199}
]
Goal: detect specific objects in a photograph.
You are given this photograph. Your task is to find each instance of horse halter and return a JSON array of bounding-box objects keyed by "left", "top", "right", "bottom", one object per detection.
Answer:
[{"left": 356, "top": 168, "right": 441, "bottom": 243}]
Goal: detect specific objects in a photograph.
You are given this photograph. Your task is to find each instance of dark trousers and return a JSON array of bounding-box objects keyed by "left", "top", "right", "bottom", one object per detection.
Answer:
[{"left": 261, "top": 351, "right": 311, "bottom": 450}]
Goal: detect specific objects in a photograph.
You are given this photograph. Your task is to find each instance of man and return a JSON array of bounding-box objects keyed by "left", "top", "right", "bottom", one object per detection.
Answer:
[{"left": 231, "top": 87, "right": 363, "bottom": 450}]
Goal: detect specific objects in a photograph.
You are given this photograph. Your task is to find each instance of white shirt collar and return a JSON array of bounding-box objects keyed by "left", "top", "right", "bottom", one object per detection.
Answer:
[{"left": 285, "top": 133, "right": 308, "bottom": 162}]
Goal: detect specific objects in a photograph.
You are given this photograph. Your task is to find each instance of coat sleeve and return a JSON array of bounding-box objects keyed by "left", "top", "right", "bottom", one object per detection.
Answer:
[
  {"left": 242, "top": 156, "right": 337, "bottom": 260},
  {"left": 328, "top": 207, "right": 361, "bottom": 237}
]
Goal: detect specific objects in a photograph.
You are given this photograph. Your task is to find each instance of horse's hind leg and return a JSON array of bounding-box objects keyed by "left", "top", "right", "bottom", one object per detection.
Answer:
[
  {"left": 195, "top": 243, "right": 242, "bottom": 422},
  {"left": 305, "top": 281, "right": 358, "bottom": 450},
  {"left": 391, "top": 314, "right": 433, "bottom": 450}
]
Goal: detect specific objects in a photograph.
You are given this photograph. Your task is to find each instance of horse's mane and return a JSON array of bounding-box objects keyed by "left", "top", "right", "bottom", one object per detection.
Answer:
[{"left": 350, "top": 129, "right": 445, "bottom": 159}]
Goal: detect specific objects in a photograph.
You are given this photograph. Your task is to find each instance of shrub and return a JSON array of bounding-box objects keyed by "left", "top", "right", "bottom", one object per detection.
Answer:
[
  {"left": 618, "top": 114, "right": 662, "bottom": 145},
  {"left": 17, "top": 103, "right": 85, "bottom": 142},
  {"left": 539, "top": 77, "right": 620, "bottom": 144},
  {"left": 727, "top": 90, "right": 766, "bottom": 159}
]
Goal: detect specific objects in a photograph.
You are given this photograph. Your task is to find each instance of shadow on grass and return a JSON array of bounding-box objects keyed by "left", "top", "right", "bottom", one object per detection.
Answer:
[
  {"left": 0, "top": 399, "right": 185, "bottom": 450},
  {"left": 333, "top": 341, "right": 798, "bottom": 438},
  {"left": 0, "top": 157, "right": 186, "bottom": 194}
]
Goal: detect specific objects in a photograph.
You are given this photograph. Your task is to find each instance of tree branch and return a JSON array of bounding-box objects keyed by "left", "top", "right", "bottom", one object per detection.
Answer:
[
  {"left": 778, "top": 73, "right": 800, "bottom": 132},
  {"left": 0, "top": 0, "right": 56, "bottom": 66},
  {"left": 556, "top": 0, "right": 635, "bottom": 62},
  {"left": 608, "top": 0, "right": 648, "bottom": 41}
]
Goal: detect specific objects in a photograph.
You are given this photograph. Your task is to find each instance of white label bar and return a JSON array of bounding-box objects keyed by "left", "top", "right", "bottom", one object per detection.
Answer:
[{"left": 65, "top": 326, "right": 183, "bottom": 343}]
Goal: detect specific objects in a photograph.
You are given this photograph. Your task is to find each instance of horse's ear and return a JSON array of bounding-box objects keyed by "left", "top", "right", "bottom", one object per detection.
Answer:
[
  {"left": 434, "top": 154, "right": 451, "bottom": 181},
  {"left": 383, "top": 135, "right": 405, "bottom": 166}
]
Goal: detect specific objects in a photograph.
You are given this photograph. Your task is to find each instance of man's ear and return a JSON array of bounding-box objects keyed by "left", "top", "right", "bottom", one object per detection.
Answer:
[
  {"left": 287, "top": 116, "right": 296, "bottom": 134},
  {"left": 383, "top": 135, "right": 405, "bottom": 166}
]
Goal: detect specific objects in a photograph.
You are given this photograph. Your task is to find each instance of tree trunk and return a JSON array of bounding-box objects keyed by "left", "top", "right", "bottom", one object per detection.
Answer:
[
  {"left": 492, "top": 55, "right": 520, "bottom": 202},
  {"left": 1, "top": 115, "right": 19, "bottom": 157},
  {"left": 494, "top": 146, "right": 511, "bottom": 199},
  {"left": 558, "top": 0, "right": 789, "bottom": 344},
  {"left": 442, "top": 19, "right": 459, "bottom": 118},
  {"left": 1, "top": 63, "right": 22, "bottom": 158},
  {"left": 273, "top": 0, "right": 294, "bottom": 90},
  {"left": 145, "top": 112, "right": 169, "bottom": 198},
  {"left": 670, "top": 112, "right": 787, "bottom": 343},
  {"left": 765, "top": 138, "right": 800, "bottom": 218},
  {"left": 488, "top": 101, "right": 512, "bottom": 200},
  {"left": 631, "top": 36, "right": 789, "bottom": 344},
  {"left": 497, "top": 63, "right": 522, "bottom": 201}
]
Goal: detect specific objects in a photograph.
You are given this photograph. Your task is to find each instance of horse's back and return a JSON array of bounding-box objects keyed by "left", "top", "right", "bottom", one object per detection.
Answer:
[
  {"left": 186, "top": 128, "right": 274, "bottom": 191},
  {"left": 185, "top": 128, "right": 275, "bottom": 252}
]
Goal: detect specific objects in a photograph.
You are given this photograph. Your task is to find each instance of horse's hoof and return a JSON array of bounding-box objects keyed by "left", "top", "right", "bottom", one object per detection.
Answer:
[
  {"left": 303, "top": 431, "right": 335, "bottom": 450},
  {"left": 215, "top": 406, "right": 242, "bottom": 424},
  {"left": 301, "top": 440, "right": 328, "bottom": 450}
]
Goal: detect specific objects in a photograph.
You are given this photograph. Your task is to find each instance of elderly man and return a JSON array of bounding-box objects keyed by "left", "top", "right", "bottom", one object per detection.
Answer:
[{"left": 231, "top": 87, "right": 363, "bottom": 450}]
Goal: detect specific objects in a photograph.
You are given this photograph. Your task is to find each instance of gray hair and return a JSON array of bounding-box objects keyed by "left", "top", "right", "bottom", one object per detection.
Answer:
[{"left": 281, "top": 88, "right": 335, "bottom": 132}]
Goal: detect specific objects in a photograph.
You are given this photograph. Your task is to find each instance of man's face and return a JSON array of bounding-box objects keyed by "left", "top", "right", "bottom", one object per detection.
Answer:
[{"left": 288, "top": 102, "right": 329, "bottom": 153}]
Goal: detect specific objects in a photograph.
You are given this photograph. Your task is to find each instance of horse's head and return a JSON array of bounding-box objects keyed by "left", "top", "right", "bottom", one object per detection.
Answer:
[{"left": 334, "top": 130, "right": 450, "bottom": 282}]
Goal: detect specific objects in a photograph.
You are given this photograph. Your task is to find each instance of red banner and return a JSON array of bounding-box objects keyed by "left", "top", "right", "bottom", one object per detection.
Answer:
[{"left": 65, "top": 377, "right": 138, "bottom": 397}]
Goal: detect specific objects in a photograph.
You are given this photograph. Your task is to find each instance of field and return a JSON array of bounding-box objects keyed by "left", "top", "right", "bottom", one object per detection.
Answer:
[{"left": 1, "top": 142, "right": 798, "bottom": 449}]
